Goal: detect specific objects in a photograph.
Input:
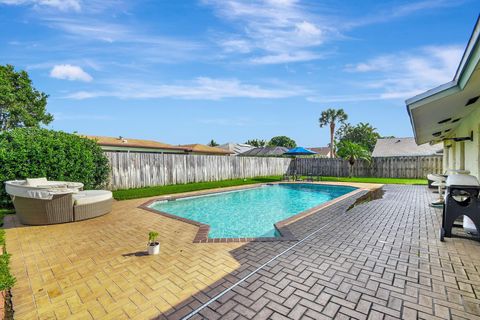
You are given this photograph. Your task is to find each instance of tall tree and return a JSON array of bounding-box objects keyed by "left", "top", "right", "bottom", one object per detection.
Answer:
[
  {"left": 0, "top": 64, "right": 53, "bottom": 131},
  {"left": 268, "top": 136, "right": 296, "bottom": 149},
  {"left": 245, "top": 139, "right": 267, "bottom": 147},
  {"left": 336, "top": 140, "right": 371, "bottom": 177},
  {"left": 335, "top": 122, "right": 380, "bottom": 152},
  {"left": 319, "top": 108, "right": 348, "bottom": 158},
  {"left": 208, "top": 139, "right": 219, "bottom": 147}
]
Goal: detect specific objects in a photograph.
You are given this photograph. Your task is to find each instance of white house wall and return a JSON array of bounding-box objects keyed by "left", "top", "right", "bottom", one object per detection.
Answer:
[{"left": 443, "top": 105, "right": 480, "bottom": 178}]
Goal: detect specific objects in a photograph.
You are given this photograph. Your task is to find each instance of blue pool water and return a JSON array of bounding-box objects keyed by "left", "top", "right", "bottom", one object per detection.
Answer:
[{"left": 150, "top": 183, "right": 357, "bottom": 239}]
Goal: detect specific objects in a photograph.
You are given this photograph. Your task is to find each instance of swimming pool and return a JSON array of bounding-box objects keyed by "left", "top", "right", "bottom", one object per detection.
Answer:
[{"left": 149, "top": 183, "right": 357, "bottom": 239}]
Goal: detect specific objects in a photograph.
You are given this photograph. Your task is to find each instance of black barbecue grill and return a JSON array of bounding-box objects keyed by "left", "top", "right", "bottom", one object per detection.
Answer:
[{"left": 440, "top": 174, "right": 480, "bottom": 241}]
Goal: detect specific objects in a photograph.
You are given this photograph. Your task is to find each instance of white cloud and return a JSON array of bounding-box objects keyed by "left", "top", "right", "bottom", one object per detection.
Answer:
[
  {"left": 39, "top": 0, "right": 80, "bottom": 11},
  {"left": 309, "top": 45, "right": 464, "bottom": 103},
  {"left": 265, "top": 0, "right": 297, "bottom": 6},
  {"left": 203, "top": 0, "right": 464, "bottom": 65},
  {"left": 44, "top": 18, "right": 202, "bottom": 48},
  {"left": 347, "top": 45, "right": 462, "bottom": 84},
  {"left": 40, "top": 18, "right": 203, "bottom": 63},
  {"left": 345, "top": 45, "right": 462, "bottom": 83},
  {"left": 0, "top": 0, "right": 81, "bottom": 11},
  {"left": 295, "top": 21, "right": 322, "bottom": 37},
  {"left": 45, "top": 19, "right": 125, "bottom": 43},
  {"left": 250, "top": 51, "right": 321, "bottom": 64},
  {"left": 0, "top": 0, "right": 25, "bottom": 3},
  {"left": 220, "top": 39, "right": 252, "bottom": 54},
  {"left": 203, "top": 0, "right": 332, "bottom": 64},
  {"left": 0, "top": 0, "right": 132, "bottom": 14},
  {"left": 27, "top": 59, "right": 101, "bottom": 71},
  {"left": 50, "top": 64, "right": 93, "bottom": 82},
  {"left": 344, "top": 56, "right": 395, "bottom": 73},
  {"left": 346, "top": 0, "right": 465, "bottom": 28},
  {"left": 65, "top": 77, "right": 307, "bottom": 100}
]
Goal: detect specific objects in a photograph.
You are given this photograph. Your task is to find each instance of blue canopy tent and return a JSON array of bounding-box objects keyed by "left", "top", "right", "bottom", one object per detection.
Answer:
[
  {"left": 284, "top": 147, "right": 317, "bottom": 180},
  {"left": 284, "top": 147, "right": 317, "bottom": 156}
]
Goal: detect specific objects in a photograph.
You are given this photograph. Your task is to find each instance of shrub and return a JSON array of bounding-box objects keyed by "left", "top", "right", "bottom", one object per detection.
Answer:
[
  {"left": 0, "top": 229, "right": 15, "bottom": 290},
  {"left": 0, "top": 253, "right": 15, "bottom": 291},
  {"left": 0, "top": 128, "right": 110, "bottom": 207}
]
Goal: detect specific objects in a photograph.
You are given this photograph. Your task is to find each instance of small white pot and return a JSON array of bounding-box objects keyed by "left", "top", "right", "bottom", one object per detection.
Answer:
[{"left": 148, "top": 242, "right": 160, "bottom": 255}]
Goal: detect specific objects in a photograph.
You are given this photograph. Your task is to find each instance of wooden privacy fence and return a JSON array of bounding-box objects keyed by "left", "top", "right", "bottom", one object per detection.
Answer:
[
  {"left": 105, "top": 152, "right": 292, "bottom": 190},
  {"left": 291, "top": 156, "right": 443, "bottom": 179},
  {"left": 105, "top": 152, "right": 442, "bottom": 189}
]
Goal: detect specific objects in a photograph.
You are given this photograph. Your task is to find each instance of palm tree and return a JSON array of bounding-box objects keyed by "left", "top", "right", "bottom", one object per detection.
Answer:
[
  {"left": 336, "top": 140, "right": 371, "bottom": 177},
  {"left": 208, "top": 139, "right": 219, "bottom": 147},
  {"left": 245, "top": 139, "right": 267, "bottom": 147},
  {"left": 319, "top": 108, "right": 348, "bottom": 158}
]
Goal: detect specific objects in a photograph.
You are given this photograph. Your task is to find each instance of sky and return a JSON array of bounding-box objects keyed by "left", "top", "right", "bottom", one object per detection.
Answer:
[{"left": 0, "top": 0, "right": 479, "bottom": 147}]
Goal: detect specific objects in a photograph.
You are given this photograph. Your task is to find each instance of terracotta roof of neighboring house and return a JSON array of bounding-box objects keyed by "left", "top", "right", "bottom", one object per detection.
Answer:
[
  {"left": 372, "top": 138, "right": 443, "bottom": 157},
  {"left": 84, "top": 135, "right": 188, "bottom": 151},
  {"left": 239, "top": 146, "right": 289, "bottom": 157},
  {"left": 308, "top": 147, "right": 331, "bottom": 156},
  {"left": 219, "top": 143, "right": 254, "bottom": 155},
  {"left": 178, "top": 144, "right": 234, "bottom": 155}
]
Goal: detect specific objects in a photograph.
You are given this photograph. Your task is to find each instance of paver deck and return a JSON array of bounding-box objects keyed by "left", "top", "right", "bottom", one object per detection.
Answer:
[{"left": 5, "top": 184, "right": 480, "bottom": 319}]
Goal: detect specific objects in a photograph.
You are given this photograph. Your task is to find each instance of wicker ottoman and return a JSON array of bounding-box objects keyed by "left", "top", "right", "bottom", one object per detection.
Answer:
[{"left": 73, "top": 190, "right": 113, "bottom": 221}]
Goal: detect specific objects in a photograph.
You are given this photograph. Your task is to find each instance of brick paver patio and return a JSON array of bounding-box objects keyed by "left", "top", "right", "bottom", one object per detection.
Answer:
[{"left": 5, "top": 184, "right": 480, "bottom": 319}]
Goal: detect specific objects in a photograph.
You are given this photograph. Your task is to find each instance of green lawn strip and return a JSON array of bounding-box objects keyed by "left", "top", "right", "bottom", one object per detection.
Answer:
[
  {"left": 112, "top": 176, "right": 283, "bottom": 200},
  {"left": 0, "top": 209, "right": 16, "bottom": 291},
  {"left": 315, "top": 176, "right": 427, "bottom": 185}
]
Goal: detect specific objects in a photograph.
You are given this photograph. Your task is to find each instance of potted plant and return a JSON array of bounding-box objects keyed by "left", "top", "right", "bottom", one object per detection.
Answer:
[{"left": 147, "top": 231, "right": 160, "bottom": 255}]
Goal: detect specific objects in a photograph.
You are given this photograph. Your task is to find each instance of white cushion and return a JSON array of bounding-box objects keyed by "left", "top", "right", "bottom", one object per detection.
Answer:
[
  {"left": 5, "top": 180, "right": 82, "bottom": 200},
  {"left": 35, "top": 181, "right": 70, "bottom": 188},
  {"left": 26, "top": 178, "right": 68, "bottom": 188},
  {"left": 73, "top": 190, "right": 112, "bottom": 206},
  {"left": 26, "top": 177, "right": 48, "bottom": 186}
]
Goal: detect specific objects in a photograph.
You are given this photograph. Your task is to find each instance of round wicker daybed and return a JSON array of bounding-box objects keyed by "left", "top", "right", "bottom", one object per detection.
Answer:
[{"left": 5, "top": 178, "right": 112, "bottom": 225}]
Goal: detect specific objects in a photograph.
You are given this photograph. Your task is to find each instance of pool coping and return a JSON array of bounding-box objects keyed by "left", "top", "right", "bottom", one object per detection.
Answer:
[{"left": 139, "top": 182, "right": 367, "bottom": 243}]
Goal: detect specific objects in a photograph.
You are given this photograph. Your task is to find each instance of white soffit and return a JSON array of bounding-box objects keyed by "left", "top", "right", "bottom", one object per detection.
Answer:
[{"left": 410, "top": 66, "right": 480, "bottom": 144}]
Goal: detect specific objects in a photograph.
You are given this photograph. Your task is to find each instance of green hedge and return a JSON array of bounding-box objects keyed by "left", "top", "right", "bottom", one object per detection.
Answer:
[
  {"left": 0, "top": 128, "right": 110, "bottom": 207},
  {"left": 0, "top": 229, "right": 15, "bottom": 290},
  {"left": 0, "top": 253, "right": 15, "bottom": 291}
]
